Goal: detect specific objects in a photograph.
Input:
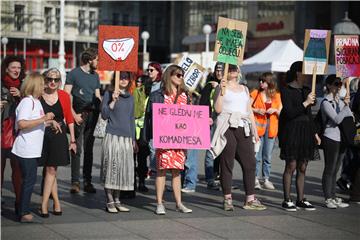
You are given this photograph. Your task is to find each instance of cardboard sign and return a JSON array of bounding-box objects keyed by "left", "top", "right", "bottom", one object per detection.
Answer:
[
  {"left": 153, "top": 103, "right": 210, "bottom": 150},
  {"left": 178, "top": 56, "right": 206, "bottom": 91},
  {"left": 334, "top": 35, "right": 360, "bottom": 78},
  {"left": 98, "top": 25, "right": 139, "bottom": 72},
  {"left": 303, "top": 29, "right": 331, "bottom": 75},
  {"left": 213, "top": 17, "right": 248, "bottom": 65}
]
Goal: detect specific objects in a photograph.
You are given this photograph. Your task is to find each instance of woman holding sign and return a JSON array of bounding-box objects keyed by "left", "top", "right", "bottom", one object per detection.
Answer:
[
  {"left": 211, "top": 64, "right": 266, "bottom": 211},
  {"left": 100, "top": 72, "right": 137, "bottom": 213},
  {"left": 144, "top": 65, "right": 193, "bottom": 215},
  {"left": 278, "top": 61, "right": 320, "bottom": 212}
]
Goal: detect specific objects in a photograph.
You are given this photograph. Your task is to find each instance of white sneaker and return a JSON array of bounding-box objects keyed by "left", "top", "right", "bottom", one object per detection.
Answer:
[
  {"left": 255, "top": 178, "right": 262, "bottom": 190},
  {"left": 155, "top": 204, "right": 166, "bottom": 215},
  {"left": 334, "top": 197, "right": 349, "bottom": 208},
  {"left": 181, "top": 188, "right": 195, "bottom": 193},
  {"left": 325, "top": 198, "right": 337, "bottom": 209},
  {"left": 263, "top": 179, "right": 275, "bottom": 190}
]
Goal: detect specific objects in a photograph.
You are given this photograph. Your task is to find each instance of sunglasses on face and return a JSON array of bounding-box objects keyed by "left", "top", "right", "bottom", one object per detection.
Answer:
[
  {"left": 174, "top": 73, "right": 183, "bottom": 79},
  {"left": 147, "top": 68, "right": 156, "bottom": 73},
  {"left": 46, "top": 77, "right": 61, "bottom": 83}
]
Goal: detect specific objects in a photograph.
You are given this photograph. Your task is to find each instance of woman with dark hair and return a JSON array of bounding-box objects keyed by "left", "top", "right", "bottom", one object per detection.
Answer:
[
  {"left": 100, "top": 71, "right": 137, "bottom": 213},
  {"left": 251, "top": 72, "right": 282, "bottom": 190},
  {"left": 146, "top": 62, "right": 163, "bottom": 176},
  {"left": 278, "top": 61, "right": 320, "bottom": 211},
  {"left": 144, "top": 65, "right": 192, "bottom": 215},
  {"left": 38, "top": 68, "right": 76, "bottom": 218},
  {"left": 320, "top": 75, "right": 351, "bottom": 209},
  {"left": 1, "top": 55, "right": 26, "bottom": 215}
]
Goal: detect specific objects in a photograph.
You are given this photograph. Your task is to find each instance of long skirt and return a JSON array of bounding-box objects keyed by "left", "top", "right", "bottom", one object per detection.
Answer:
[{"left": 101, "top": 133, "right": 134, "bottom": 190}]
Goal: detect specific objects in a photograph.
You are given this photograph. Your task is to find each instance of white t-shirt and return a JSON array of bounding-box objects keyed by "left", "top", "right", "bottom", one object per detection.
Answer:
[
  {"left": 12, "top": 96, "right": 45, "bottom": 158},
  {"left": 222, "top": 88, "right": 250, "bottom": 127}
]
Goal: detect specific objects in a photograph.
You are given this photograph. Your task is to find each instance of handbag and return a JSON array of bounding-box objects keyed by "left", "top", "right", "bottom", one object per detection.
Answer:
[
  {"left": 93, "top": 114, "right": 107, "bottom": 138},
  {"left": 1, "top": 117, "right": 16, "bottom": 149}
]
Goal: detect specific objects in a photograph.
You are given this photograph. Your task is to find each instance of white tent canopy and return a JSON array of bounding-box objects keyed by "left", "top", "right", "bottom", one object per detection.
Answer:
[
  {"left": 241, "top": 39, "right": 303, "bottom": 73},
  {"left": 241, "top": 39, "right": 336, "bottom": 74}
]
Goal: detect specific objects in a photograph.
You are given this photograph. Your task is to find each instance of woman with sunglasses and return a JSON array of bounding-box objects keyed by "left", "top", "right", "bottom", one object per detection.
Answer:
[
  {"left": 144, "top": 65, "right": 192, "bottom": 215},
  {"left": 38, "top": 68, "right": 76, "bottom": 217},
  {"left": 101, "top": 72, "right": 137, "bottom": 213},
  {"left": 211, "top": 64, "right": 266, "bottom": 211},
  {"left": 321, "top": 75, "right": 351, "bottom": 209},
  {"left": 251, "top": 72, "right": 282, "bottom": 190}
]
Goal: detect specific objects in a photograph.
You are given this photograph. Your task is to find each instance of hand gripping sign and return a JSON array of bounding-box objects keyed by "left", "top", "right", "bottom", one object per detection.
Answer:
[
  {"left": 178, "top": 56, "right": 206, "bottom": 92},
  {"left": 98, "top": 25, "right": 139, "bottom": 72}
]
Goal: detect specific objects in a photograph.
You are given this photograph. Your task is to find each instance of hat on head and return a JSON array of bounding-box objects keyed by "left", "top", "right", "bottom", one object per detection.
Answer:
[{"left": 215, "top": 62, "right": 225, "bottom": 71}]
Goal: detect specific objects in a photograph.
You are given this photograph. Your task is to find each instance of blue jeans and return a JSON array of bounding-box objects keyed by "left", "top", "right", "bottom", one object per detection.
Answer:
[
  {"left": 16, "top": 155, "right": 38, "bottom": 216},
  {"left": 204, "top": 125, "right": 215, "bottom": 184},
  {"left": 183, "top": 149, "right": 199, "bottom": 190},
  {"left": 149, "top": 139, "right": 157, "bottom": 172},
  {"left": 255, "top": 123, "right": 275, "bottom": 179}
]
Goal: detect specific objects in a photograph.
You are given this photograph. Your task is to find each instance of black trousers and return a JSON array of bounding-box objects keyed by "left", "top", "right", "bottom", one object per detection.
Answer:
[
  {"left": 136, "top": 139, "right": 150, "bottom": 184},
  {"left": 71, "top": 110, "right": 99, "bottom": 184},
  {"left": 219, "top": 127, "right": 256, "bottom": 196}
]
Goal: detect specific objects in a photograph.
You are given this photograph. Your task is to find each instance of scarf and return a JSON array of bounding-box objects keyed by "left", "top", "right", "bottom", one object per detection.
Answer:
[{"left": 2, "top": 74, "right": 21, "bottom": 89}]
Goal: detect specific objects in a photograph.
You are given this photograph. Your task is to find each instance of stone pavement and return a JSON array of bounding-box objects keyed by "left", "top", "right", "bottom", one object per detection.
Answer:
[{"left": 1, "top": 140, "right": 360, "bottom": 239}]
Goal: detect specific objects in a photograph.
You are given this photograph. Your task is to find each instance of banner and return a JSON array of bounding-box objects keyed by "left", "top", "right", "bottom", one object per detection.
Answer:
[
  {"left": 178, "top": 56, "right": 206, "bottom": 91},
  {"left": 153, "top": 103, "right": 210, "bottom": 150},
  {"left": 303, "top": 29, "right": 331, "bottom": 75},
  {"left": 334, "top": 35, "right": 360, "bottom": 78},
  {"left": 213, "top": 17, "right": 248, "bottom": 65},
  {"left": 98, "top": 25, "right": 139, "bottom": 72}
]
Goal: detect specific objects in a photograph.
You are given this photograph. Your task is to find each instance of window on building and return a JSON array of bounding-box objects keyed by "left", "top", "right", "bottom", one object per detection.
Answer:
[
  {"left": 203, "top": 15, "right": 212, "bottom": 25},
  {"left": 123, "top": 14, "right": 129, "bottom": 25},
  {"left": 55, "top": 8, "right": 60, "bottom": 33},
  {"left": 89, "top": 11, "right": 96, "bottom": 34},
  {"left": 112, "top": 13, "right": 120, "bottom": 25},
  {"left": 14, "top": 5, "right": 25, "bottom": 31},
  {"left": 45, "top": 7, "right": 52, "bottom": 33},
  {"left": 78, "top": 10, "right": 85, "bottom": 34}
]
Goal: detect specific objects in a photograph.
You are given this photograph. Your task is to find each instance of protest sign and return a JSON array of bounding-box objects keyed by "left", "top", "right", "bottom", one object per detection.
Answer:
[
  {"left": 178, "top": 56, "right": 206, "bottom": 92},
  {"left": 98, "top": 25, "right": 139, "bottom": 72},
  {"left": 153, "top": 103, "right": 210, "bottom": 150},
  {"left": 334, "top": 35, "right": 360, "bottom": 78},
  {"left": 303, "top": 29, "right": 331, "bottom": 75},
  {"left": 213, "top": 17, "right": 248, "bottom": 65}
]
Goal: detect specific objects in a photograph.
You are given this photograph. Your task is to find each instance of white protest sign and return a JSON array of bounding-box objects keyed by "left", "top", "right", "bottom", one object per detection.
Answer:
[{"left": 178, "top": 56, "right": 206, "bottom": 91}]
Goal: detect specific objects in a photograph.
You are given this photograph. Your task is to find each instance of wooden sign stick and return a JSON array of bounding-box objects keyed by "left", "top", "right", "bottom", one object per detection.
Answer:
[
  {"left": 221, "top": 63, "right": 229, "bottom": 96},
  {"left": 114, "top": 71, "right": 120, "bottom": 93},
  {"left": 345, "top": 77, "right": 350, "bottom": 99},
  {"left": 311, "top": 63, "right": 317, "bottom": 95}
]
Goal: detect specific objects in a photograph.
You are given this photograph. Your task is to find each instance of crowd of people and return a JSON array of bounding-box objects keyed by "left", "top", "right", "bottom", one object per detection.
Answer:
[{"left": 1, "top": 48, "right": 360, "bottom": 223}]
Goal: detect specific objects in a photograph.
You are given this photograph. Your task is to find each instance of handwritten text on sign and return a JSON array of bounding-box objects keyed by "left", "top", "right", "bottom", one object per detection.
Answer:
[
  {"left": 153, "top": 103, "right": 210, "bottom": 150},
  {"left": 334, "top": 35, "right": 360, "bottom": 78},
  {"left": 178, "top": 56, "right": 205, "bottom": 91}
]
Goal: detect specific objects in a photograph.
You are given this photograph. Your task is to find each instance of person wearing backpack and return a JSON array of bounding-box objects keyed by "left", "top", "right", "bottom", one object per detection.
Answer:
[{"left": 320, "top": 75, "right": 352, "bottom": 209}]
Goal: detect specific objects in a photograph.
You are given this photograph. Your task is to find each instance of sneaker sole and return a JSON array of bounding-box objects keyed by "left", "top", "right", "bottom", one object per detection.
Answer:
[
  {"left": 155, "top": 212, "right": 166, "bottom": 215},
  {"left": 298, "top": 207, "right": 316, "bottom": 211},
  {"left": 283, "top": 208, "right": 297, "bottom": 212},
  {"left": 243, "top": 206, "right": 266, "bottom": 211}
]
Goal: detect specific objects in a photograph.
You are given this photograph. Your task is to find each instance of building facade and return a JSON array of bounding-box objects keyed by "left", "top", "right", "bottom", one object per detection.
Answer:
[{"left": 1, "top": 0, "right": 99, "bottom": 71}]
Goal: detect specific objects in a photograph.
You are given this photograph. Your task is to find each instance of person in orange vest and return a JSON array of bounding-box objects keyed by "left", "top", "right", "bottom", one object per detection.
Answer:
[{"left": 251, "top": 72, "right": 282, "bottom": 190}]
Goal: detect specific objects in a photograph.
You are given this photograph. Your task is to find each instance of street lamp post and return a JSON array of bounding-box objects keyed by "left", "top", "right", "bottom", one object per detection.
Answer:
[
  {"left": 58, "top": 0, "right": 66, "bottom": 88},
  {"left": 202, "top": 24, "right": 212, "bottom": 69},
  {"left": 1, "top": 37, "right": 8, "bottom": 58},
  {"left": 141, "top": 31, "right": 150, "bottom": 70}
]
